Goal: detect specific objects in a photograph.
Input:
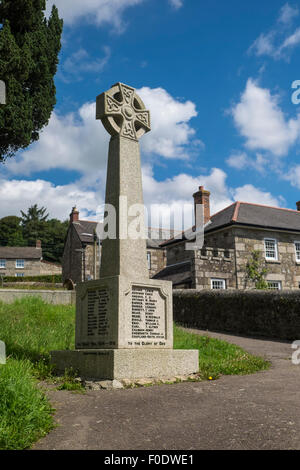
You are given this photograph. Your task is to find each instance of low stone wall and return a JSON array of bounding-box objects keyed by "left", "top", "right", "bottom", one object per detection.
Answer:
[
  {"left": 173, "top": 289, "right": 300, "bottom": 341},
  {"left": 0, "top": 289, "right": 76, "bottom": 305}
]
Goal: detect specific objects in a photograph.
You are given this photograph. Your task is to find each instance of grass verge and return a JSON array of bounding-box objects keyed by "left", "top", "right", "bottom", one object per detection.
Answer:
[
  {"left": 174, "top": 325, "right": 270, "bottom": 380},
  {"left": 0, "top": 359, "right": 54, "bottom": 450}
]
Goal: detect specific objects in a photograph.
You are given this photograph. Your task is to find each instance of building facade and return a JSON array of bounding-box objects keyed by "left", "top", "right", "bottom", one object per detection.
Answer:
[
  {"left": 0, "top": 241, "right": 62, "bottom": 278},
  {"left": 155, "top": 187, "right": 300, "bottom": 291}
]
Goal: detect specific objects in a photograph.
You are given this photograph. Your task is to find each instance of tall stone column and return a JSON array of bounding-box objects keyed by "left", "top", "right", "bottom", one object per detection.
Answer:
[{"left": 96, "top": 83, "right": 150, "bottom": 280}]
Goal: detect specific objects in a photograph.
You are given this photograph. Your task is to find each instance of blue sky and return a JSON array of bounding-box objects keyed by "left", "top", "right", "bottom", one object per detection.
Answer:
[{"left": 1, "top": 0, "right": 300, "bottom": 225}]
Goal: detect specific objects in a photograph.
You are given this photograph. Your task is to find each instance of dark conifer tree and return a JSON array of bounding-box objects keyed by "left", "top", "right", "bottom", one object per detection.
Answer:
[{"left": 0, "top": 0, "right": 63, "bottom": 160}]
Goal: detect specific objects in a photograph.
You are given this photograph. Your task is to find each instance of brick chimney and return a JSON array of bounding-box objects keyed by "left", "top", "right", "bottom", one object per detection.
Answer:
[
  {"left": 70, "top": 206, "right": 79, "bottom": 223},
  {"left": 193, "top": 186, "right": 211, "bottom": 225},
  {"left": 297, "top": 201, "right": 300, "bottom": 212},
  {"left": 36, "top": 240, "right": 42, "bottom": 249}
]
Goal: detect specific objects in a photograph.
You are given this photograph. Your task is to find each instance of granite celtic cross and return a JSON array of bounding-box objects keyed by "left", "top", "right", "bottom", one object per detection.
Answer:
[
  {"left": 96, "top": 82, "right": 151, "bottom": 141},
  {"left": 51, "top": 81, "right": 198, "bottom": 382}
]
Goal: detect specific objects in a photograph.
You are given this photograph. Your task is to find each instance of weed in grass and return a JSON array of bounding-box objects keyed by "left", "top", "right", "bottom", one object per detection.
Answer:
[{"left": 56, "top": 367, "right": 85, "bottom": 393}]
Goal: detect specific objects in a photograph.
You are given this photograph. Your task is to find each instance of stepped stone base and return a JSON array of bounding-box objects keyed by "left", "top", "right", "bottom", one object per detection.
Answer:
[{"left": 51, "top": 349, "right": 199, "bottom": 380}]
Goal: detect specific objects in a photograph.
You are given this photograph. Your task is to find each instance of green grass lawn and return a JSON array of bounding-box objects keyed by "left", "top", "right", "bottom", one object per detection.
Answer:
[
  {"left": 174, "top": 325, "right": 269, "bottom": 379},
  {"left": 0, "top": 297, "right": 270, "bottom": 450}
]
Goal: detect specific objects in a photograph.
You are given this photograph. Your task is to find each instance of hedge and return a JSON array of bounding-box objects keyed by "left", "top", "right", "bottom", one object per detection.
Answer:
[
  {"left": 0, "top": 274, "right": 62, "bottom": 283},
  {"left": 173, "top": 289, "right": 300, "bottom": 341}
]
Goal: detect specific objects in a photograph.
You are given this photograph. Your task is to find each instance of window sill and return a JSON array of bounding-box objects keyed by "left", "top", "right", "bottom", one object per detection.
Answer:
[{"left": 265, "top": 260, "right": 281, "bottom": 264}]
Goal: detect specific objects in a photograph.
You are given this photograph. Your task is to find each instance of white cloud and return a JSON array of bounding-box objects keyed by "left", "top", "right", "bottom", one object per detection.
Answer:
[
  {"left": 5, "top": 102, "right": 110, "bottom": 179},
  {"left": 139, "top": 87, "right": 198, "bottom": 159},
  {"left": 280, "top": 26, "right": 300, "bottom": 49},
  {"left": 46, "top": 0, "right": 145, "bottom": 31},
  {"left": 232, "top": 184, "right": 281, "bottom": 207},
  {"left": 61, "top": 46, "right": 111, "bottom": 82},
  {"left": 249, "top": 3, "right": 300, "bottom": 59},
  {"left": 283, "top": 164, "right": 300, "bottom": 189},
  {"left": 226, "top": 151, "right": 267, "bottom": 173},
  {"left": 231, "top": 79, "right": 300, "bottom": 156},
  {"left": 169, "top": 0, "right": 183, "bottom": 9},
  {"left": 249, "top": 32, "right": 276, "bottom": 57},
  {"left": 5, "top": 86, "right": 199, "bottom": 179},
  {"left": 143, "top": 166, "right": 233, "bottom": 217},
  {"left": 0, "top": 178, "right": 101, "bottom": 220},
  {"left": 46, "top": 0, "right": 181, "bottom": 30},
  {"left": 278, "top": 3, "right": 299, "bottom": 25},
  {"left": 0, "top": 166, "right": 283, "bottom": 227},
  {"left": 226, "top": 152, "right": 249, "bottom": 170}
]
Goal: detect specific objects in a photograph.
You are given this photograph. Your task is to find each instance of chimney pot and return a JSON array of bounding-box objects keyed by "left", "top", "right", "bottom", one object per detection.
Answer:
[
  {"left": 70, "top": 206, "right": 79, "bottom": 223},
  {"left": 193, "top": 186, "right": 211, "bottom": 226},
  {"left": 36, "top": 240, "right": 42, "bottom": 249}
]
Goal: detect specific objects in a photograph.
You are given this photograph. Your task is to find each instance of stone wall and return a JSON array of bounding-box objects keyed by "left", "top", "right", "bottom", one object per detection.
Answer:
[
  {"left": 148, "top": 247, "right": 166, "bottom": 278},
  {"left": 40, "top": 261, "right": 62, "bottom": 276},
  {"left": 193, "top": 247, "right": 236, "bottom": 289},
  {"left": 166, "top": 241, "right": 195, "bottom": 266},
  {"left": 232, "top": 227, "right": 300, "bottom": 290},
  {"left": 0, "top": 289, "right": 75, "bottom": 305}
]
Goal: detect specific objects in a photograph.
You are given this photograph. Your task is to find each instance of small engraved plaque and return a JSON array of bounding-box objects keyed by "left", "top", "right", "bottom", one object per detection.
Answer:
[
  {"left": 87, "top": 288, "right": 110, "bottom": 337},
  {"left": 131, "top": 287, "right": 166, "bottom": 341}
]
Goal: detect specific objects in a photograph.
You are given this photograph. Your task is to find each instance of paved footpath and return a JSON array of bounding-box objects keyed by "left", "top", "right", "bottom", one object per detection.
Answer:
[{"left": 34, "top": 330, "right": 300, "bottom": 450}]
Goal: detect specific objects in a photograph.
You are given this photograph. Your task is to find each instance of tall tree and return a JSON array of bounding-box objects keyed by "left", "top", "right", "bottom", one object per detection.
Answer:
[
  {"left": 21, "top": 204, "right": 49, "bottom": 246},
  {"left": 20, "top": 204, "right": 68, "bottom": 262},
  {"left": 0, "top": 0, "right": 63, "bottom": 161},
  {"left": 0, "top": 215, "right": 25, "bottom": 246}
]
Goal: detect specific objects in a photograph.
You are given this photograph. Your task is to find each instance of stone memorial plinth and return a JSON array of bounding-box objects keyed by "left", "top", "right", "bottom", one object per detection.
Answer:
[{"left": 51, "top": 83, "right": 199, "bottom": 380}]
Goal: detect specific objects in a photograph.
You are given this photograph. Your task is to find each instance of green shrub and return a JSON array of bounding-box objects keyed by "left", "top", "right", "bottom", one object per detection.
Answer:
[
  {"left": 173, "top": 290, "right": 300, "bottom": 340},
  {"left": 1, "top": 274, "right": 62, "bottom": 283}
]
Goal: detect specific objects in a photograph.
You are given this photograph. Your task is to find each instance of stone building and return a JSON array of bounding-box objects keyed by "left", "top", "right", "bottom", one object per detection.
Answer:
[
  {"left": 155, "top": 187, "right": 300, "bottom": 291},
  {"left": 0, "top": 241, "right": 62, "bottom": 278},
  {"left": 62, "top": 208, "right": 168, "bottom": 284}
]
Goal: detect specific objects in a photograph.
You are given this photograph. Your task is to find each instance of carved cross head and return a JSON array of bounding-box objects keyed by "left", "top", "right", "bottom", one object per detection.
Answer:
[{"left": 96, "top": 82, "right": 151, "bottom": 141}]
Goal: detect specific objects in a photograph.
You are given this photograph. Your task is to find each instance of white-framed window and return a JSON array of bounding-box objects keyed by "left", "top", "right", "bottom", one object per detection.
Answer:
[
  {"left": 147, "top": 252, "right": 151, "bottom": 270},
  {"left": 0, "top": 259, "right": 6, "bottom": 269},
  {"left": 295, "top": 241, "right": 300, "bottom": 263},
  {"left": 15, "top": 259, "right": 25, "bottom": 269},
  {"left": 264, "top": 238, "right": 278, "bottom": 261},
  {"left": 211, "top": 278, "right": 226, "bottom": 290},
  {"left": 15, "top": 273, "right": 24, "bottom": 278},
  {"left": 268, "top": 281, "right": 282, "bottom": 290}
]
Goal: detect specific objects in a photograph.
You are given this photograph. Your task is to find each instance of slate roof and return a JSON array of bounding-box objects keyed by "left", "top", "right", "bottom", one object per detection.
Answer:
[
  {"left": 73, "top": 220, "right": 98, "bottom": 244},
  {"left": 73, "top": 221, "right": 174, "bottom": 248},
  {"left": 207, "top": 202, "right": 300, "bottom": 233},
  {"left": 0, "top": 247, "right": 42, "bottom": 259},
  {"left": 153, "top": 261, "right": 192, "bottom": 286},
  {"left": 161, "top": 202, "right": 300, "bottom": 247}
]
